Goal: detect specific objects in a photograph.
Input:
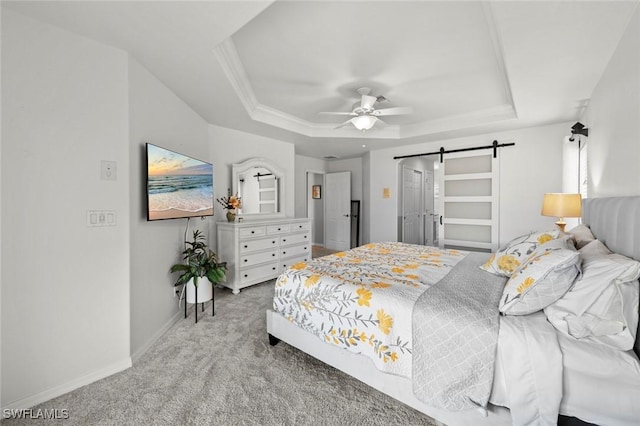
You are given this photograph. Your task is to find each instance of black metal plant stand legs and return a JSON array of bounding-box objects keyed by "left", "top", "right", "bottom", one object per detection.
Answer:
[{"left": 184, "top": 282, "right": 215, "bottom": 323}]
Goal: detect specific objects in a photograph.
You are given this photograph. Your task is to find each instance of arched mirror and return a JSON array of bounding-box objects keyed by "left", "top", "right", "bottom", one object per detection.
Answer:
[{"left": 232, "top": 158, "right": 285, "bottom": 219}]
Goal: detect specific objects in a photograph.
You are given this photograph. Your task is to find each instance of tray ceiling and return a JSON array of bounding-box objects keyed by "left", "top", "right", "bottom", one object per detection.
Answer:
[{"left": 3, "top": 1, "right": 637, "bottom": 158}]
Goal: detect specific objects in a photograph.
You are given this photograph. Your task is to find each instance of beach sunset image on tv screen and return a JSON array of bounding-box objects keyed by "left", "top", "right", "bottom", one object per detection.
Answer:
[{"left": 146, "top": 144, "right": 213, "bottom": 221}]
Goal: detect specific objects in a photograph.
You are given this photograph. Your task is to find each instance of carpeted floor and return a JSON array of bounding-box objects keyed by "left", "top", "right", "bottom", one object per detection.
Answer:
[{"left": 6, "top": 281, "right": 437, "bottom": 426}]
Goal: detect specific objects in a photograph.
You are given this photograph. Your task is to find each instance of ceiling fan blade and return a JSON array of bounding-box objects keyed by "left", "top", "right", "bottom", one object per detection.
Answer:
[
  {"left": 335, "top": 118, "right": 355, "bottom": 129},
  {"left": 318, "top": 111, "right": 356, "bottom": 116},
  {"left": 360, "top": 94, "right": 377, "bottom": 110},
  {"left": 372, "top": 107, "right": 413, "bottom": 116}
]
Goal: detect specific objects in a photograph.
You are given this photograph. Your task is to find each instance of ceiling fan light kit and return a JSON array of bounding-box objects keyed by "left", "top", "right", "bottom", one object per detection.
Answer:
[
  {"left": 352, "top": 115, "right": 378, "bottom": 131},
  {"left": 320, "top": 87, "right": 413, "bottom": 132}
]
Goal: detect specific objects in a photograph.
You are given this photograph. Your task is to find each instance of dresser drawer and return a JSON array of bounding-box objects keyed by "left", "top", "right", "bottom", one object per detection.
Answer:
[
  {"left": 240, "top": 250, "right": 278, "bottom": 267},
  {"left": 240, "top": 263, "right": 279, "bottom": 284},
  {"left": 280, "top": 243, "right": 310, "bottom": 259},
  {"left": 240, "top": 237, "right": 279, "bottom": 253},
  {"left": 280, "top": 255, "right": 310, "bottom": 272},
  {"left": 266, "top": 224, "right": 291, "bottom": 235},
  {"left": 239, "top": 226, "right": 266, "bottom": 238},
  {"left": 281, "top": 232, "right": 310, "bottom": 246},
  {"left": 291, "top": 222, "right": 311, "bottom": 232}
]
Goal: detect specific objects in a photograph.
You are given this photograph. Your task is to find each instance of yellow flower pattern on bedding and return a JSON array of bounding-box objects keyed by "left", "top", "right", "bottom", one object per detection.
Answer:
[{"left": 273, "top": 242, "right": 466, "bottom": 377}]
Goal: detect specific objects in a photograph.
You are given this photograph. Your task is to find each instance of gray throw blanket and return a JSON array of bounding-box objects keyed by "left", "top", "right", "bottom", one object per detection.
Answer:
[{"left": 412, "top": 252, "right": 506, "bottom": 411}]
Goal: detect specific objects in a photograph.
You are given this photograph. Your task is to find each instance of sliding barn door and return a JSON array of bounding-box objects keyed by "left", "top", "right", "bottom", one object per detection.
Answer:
[{"left": 438, "top": 151, "right": 499, "bottom": 252}]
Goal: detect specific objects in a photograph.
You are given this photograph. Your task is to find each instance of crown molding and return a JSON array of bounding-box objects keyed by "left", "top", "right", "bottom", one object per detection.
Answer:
[
  {"left": 215, "top": 35, "right": 517, "bottom": 140},
  {"left": 213, "top": 38, "right": 258, "bottom": 115}
]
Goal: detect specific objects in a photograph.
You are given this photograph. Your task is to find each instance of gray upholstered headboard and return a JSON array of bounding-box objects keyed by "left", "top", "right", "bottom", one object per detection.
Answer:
[{"left": 582, "top": 196, "right": 640, "bottom": 357}]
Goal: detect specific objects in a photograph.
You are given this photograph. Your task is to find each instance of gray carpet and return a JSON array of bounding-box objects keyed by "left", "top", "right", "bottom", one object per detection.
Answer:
[{"left": 5, "top": 282, "right": 437, "bottom": 425}]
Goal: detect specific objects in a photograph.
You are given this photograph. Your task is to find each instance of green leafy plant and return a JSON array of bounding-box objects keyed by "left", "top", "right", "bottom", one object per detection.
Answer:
[{"left": 170, "top": 230, "right": 226, "bottom": 287}]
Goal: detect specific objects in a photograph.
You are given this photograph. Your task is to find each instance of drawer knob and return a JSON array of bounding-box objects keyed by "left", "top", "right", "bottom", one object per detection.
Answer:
[
  {"left": 277, "top": 228, "right": 281, "bottom": 231},
  {"left": 272, "top": 253, "right": 276, "bottom": 257},
  {"left": 244, "top": 259, "right": 248, "bottom": 263},
  {"left": 272, "top": 241, "right": 276, "bottom": 244},
  {"left": 304, "top": 247, "right": 307, "bottom": 250},
  {"left": 244, "top": 245, "right": 248, "bottom": 248},
  {"left": 244, "top": 274, "right": 248, "bottom": 278},
  {"left": 304, "top": 235, "right": 307, "bottom": 239},
  {"left": 251, "top": 231, "right": 255, "bottom": 234},
  {"left": 283, "top": 239, "right": 287, "bottom": 242},
  {"left": 272, "top": 267, "right": 276, "bottom": 271},
  {"left": 283, "top": 251, "right": 286, "bottom": 255}
]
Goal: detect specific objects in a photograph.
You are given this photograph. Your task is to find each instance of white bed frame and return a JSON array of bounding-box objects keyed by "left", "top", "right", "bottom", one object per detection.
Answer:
[{"left": 266, "top": 196, "right": 640, "bottom": 425}]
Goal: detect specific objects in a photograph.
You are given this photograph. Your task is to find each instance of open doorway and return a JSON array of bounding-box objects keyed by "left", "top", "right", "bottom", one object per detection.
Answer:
[
  {"left": 397, "top": 157, "right": 436, "bottom": 246},
  {"left": 306, "top": 171, "right": 325, "bottom": 247}
]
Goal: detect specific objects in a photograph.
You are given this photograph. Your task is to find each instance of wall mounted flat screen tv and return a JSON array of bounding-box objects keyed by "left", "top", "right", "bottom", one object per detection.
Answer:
[{"left": 146, "top": 143, "right": 213, "bottom": 221}]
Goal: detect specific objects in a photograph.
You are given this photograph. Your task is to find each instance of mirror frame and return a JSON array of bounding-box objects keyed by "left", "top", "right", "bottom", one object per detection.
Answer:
[{"left": 232, "top": 158, "right": 286, "bottom": 220}]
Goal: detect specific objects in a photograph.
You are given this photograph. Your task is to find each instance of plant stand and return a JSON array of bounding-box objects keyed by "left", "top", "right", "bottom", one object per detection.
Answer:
[{"left": 184, "top": 281, "right": 215, "bottom": 323}]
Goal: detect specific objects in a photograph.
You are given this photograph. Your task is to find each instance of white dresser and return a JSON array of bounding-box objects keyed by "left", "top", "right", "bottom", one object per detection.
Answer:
[{"left": 216, "top": 218, "right": 312, "bottom": 294}]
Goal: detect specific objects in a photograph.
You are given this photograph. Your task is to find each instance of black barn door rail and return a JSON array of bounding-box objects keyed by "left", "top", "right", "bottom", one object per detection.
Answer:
[{"left": 393, "top": 140, "right": 515, "bottom": 163}]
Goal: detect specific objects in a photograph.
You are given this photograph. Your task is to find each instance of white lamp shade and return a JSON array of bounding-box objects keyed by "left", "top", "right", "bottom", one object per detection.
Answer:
[
  {"left": 352, "top": 115, "right": 377, "bottom": 130},
  {"left": 541, "top": 193, "right": 582, "bottom": 218}
]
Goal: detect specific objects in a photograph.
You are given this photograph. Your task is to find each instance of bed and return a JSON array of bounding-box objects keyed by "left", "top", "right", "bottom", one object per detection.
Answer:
[{"left": 266, "top": 196, "right": 640, "bottom": 426}]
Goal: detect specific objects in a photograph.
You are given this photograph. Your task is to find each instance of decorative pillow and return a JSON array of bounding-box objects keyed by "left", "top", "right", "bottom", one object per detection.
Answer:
[
  {"left": 480, "top": 229, "right": 561, "bottom": 276},
  {"left": 567, "top": 224, "right": 595, "bottom": 249},
  {"left": 578, "top": 239, "right": 612, "bottom": 260},
  {"left": 544, "top": 250, "right": 640, "bottom": 351},
  {"left": 499, "top": 237, "right": 581, "bottom": 315}
]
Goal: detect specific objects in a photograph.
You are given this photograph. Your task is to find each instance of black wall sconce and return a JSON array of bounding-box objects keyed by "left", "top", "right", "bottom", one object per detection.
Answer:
[{"left": 569, "top": 122, "right": 589, "bottom": 141}]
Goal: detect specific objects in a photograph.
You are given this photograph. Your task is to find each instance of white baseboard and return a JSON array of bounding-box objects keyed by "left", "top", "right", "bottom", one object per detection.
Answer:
[
  {"left": 2, "top": 358, "right": 132, "bottom": 411},
  {"left": 131, "top": 309, "right": 182, "bottom": 364},
  {"left": 312, "top": 243, "right": 324, "bottom": 247}
]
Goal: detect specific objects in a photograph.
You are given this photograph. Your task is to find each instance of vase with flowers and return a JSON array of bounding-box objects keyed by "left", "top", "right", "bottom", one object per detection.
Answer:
[{"left": 217, "top": 194, "right": 242, "bottom": 222}]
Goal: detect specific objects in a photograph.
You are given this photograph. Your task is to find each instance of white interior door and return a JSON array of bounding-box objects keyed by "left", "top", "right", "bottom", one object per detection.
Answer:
[
  {"left": 401, "top": 166, "right": 423, "bottom": 245},
  {"left": 424, "top": 170, "right": 436, "bottom": 246},
  {"left": 325, "top": 171, "right": 351, "bottom": 251},
  {"left": 438, "top": 151, "right": 500, "bottom": 252}
]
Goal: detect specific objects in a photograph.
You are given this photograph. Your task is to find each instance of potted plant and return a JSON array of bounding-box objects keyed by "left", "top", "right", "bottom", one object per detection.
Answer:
[
  {"left": 217, "top": 193, "right": 242, "bottom": 222},
  {"left": 170, "top": 229, "right": 226, "bottom": 306}
]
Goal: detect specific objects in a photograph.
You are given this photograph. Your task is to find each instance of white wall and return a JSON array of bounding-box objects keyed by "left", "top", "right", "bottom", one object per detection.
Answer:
[
  {"left": 209, "top": 125, "right": 295, "bottom": 249},
  {"left": 1, "top": 10, "right": 131, "bottom": 407},
  {"left": 1, "top": 4, "right": 4, "bottom": 407},
  {"left": 362, "top": 152, "right": 371, "bottom": 244},
  {"left": 583, "top": 7, "right": 640, "bottom": 197},
  {"left": 309, "top": 173, "right": 325, "bottom": 245},
  {"left": 128, "top": 59, "right": 212, "bottom": 361},
  {"left": 366, "top": 123, "right": 569, "bottom": 246}
]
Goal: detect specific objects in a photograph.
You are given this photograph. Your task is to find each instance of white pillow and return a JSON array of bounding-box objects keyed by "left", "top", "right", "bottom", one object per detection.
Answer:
[
  {"left": 578, "top": 239, "right": 612, "bottom": 260},
  {"left": 499, "top": 237, "right": 581, "bottom": 315},
  {"left": 567, "top": 224, "right": 596, "bottom": 249},
  {"left": 544, "top": 249, "right": 640, "bottom": 351},
  {"left": 480, "top": 229, "right": 561, "bottom": 276}
]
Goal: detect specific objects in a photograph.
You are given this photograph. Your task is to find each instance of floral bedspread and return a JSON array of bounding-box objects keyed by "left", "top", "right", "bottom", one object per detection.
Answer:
[{"left": 273, "top": 242, "right": 467, "bottom": 377}]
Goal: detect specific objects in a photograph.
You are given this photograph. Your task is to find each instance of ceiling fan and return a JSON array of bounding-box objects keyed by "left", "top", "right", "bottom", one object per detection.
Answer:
[{"left": 319, "top": 87, "right": 413, "bottom": 131}]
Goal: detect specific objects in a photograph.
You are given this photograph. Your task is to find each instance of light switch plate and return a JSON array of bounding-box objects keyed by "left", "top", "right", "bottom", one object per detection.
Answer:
[
  {"left": 87, "top": 210, "right": 117, "bottom": 227},
  {"left": 101, "top": 160, "right": 117, "bottom": 181}
]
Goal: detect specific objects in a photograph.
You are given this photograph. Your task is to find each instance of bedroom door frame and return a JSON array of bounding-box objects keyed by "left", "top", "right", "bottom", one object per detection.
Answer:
[
  {"left": 306, "top": 170, "right": 326, "bottom": 246},
  {"left": 401, "top": 166, "right": 424, "bottom": 245}
]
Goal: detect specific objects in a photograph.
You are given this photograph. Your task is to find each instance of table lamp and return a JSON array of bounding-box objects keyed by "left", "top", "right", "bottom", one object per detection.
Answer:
[{"left": 541, "top": 193, "right": 582, "bottom": 232}]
